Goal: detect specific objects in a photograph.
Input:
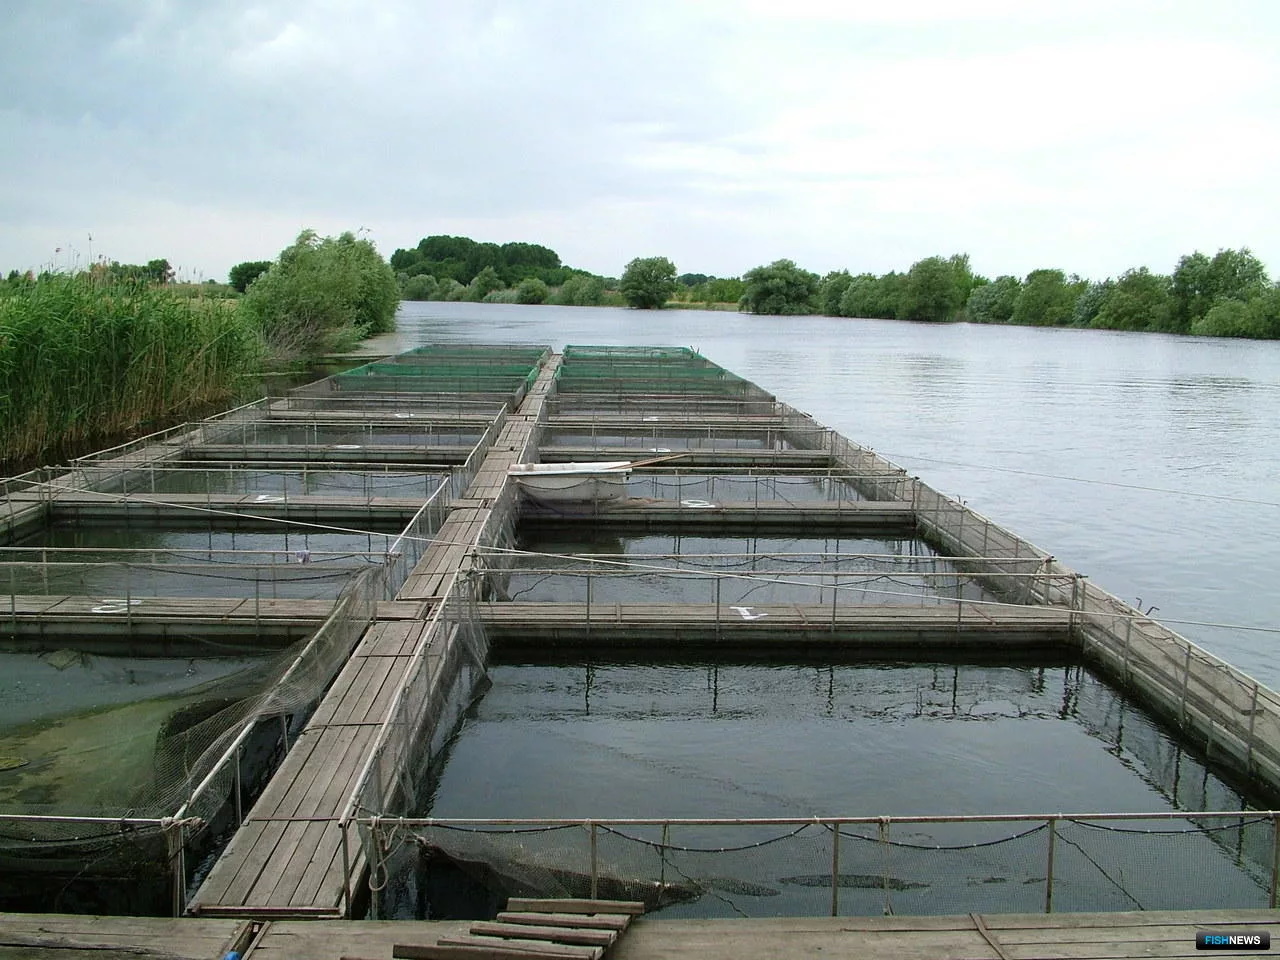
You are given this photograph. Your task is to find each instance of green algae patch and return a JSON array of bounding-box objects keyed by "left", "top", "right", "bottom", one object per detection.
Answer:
[{"left": 0, "top": 694, "right": 207, "bottom": 812}]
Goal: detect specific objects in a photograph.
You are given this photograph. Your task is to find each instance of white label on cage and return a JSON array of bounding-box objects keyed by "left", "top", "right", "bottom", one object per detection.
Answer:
[
  {"left": 729, "top": 606, "right": 768, "bottom": 621},
  {"left": 91, "top": 599, "right": 144, "bottom": 614},
  {"left": 395, "top": 413, "right": 417, "bottom": 419},
  {"left": 680, "top": 499, "right": 717, "bottom": 509},
  {"left": 253, "top": 495, "right": 285, "bottom": 502},
  {"left": 649, "top": 447, "right": 672, "bottom": 453},
  {"left": 643, "top": 416, "right": 660, "bottom": 422},
  {"left": 334, "top": 444, "right": 362, "bottom": 449}
]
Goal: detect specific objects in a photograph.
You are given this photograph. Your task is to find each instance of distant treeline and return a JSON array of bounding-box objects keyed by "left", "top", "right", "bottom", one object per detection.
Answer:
[
  {"left": 390, "top": 234, "right": 630, "bottom": 306},
  {"left": 734, "top": 249, "right": 1280, "bottom": 339}
]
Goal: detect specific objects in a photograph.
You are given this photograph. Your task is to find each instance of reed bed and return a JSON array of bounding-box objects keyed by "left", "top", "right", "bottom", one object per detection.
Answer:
[{"left": 0, "top": 275, "right": 264, "bottom": 464}]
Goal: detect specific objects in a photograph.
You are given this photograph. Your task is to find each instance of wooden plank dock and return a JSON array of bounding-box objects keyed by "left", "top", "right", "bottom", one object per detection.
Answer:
[
  {"left": 539, "top": 448, "right": 832, "bottom": 468},
  {"left": 7, "top": 342, "right": 1280, "bottom": 944},
  {"left": 189, "top": 357, "right": 563, "bottom": 918},
  {"left": 186, "top": 444, "right": 473, "bottom": 464},
  {"left": 187, "top": 619, "right": 432, "bottom": 917},
  {"left": 518, "top": 498, "right": 915, "bottom": 531},
  {"left": 1, "top": 595, "right": 425, "bottom": 647},
  {"left": 15, "top": 491, "right": 431, "bottom": 526},
  {"left": 477, "top": 601, "right": 1074, "bottom": 648},
  {"left": 3, "top": 909, "right": 1276, "bottom": 959}
]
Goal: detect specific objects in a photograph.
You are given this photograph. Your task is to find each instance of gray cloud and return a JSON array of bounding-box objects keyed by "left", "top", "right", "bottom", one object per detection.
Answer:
[{"left": 2, "top": 1, "right": 1279, "bottom": 282}]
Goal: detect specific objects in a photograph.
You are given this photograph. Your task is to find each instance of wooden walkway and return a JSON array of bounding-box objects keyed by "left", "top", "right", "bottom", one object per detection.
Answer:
[
  {"left": 519, "top": 498, "right": 915, "bottom": 530},
  {"left": 3, "top": 595, "right": 422, "bottom": 640},
  {"left": 186, "top": 444, "right": 472, "bottom": 464},
  {"left": 15, "top": 491, "right": 429, "bottom": 525},
  {"left": 3, "top": 909, "right": 1275, "bottom": 959},
  {"left": 540, "top": 448, "right": 831, "bottom": 469},
  {"left": 478, "top": 602, "right": 1074, "bottom": 647},
  {"left": 189, "top": 357, "right": 564, "bottom": 918},
  {"left": 188, "top": 619, "right": 432, "bottom": 917}
]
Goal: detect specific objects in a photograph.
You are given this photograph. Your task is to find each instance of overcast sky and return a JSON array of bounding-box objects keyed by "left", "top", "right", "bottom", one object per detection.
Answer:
[{"left": 3, "top": 0, "right": 1278, "bottom": 284}]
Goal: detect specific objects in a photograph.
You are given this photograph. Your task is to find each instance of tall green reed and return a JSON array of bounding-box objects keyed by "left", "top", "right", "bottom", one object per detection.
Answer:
[{"left": 0, "top": 274, "right": 264, "bottom": 464}]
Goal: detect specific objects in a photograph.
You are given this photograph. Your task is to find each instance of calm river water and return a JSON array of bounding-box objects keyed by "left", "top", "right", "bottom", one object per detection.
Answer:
[{"left": 382, "top": 301, "right": 1280, "bottom": 687}]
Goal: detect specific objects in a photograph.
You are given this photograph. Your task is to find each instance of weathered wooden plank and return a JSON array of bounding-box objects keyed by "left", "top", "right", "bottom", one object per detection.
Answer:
[
  {"left": 430, "top": 937, "right": 602, "bottom": 960},
  {"left": 505, "top": 898, "right": 646, "bottom": 916},
  {"left": 495, "top": 912, "right": 630, "bottom": 932},
  {"left": 264, "top": 727, "right": 382, "bottom": 906},
  {"left": 467, "top": 922, "right": 615, "bottom": 947},
  {"left": 193, "top": 726, "right": 356, "bottom": 908},
  {"left": 246, "top": 726, "right": 376, "bottom": 906}
]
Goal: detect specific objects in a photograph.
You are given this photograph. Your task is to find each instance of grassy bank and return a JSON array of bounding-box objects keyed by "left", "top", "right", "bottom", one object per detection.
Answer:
[{"left": 0, "top": 275, "right": 263, "bottom": 466}]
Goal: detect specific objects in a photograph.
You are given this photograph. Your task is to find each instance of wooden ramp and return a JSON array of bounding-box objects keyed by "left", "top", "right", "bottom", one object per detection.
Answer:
[{"left": 384, "top": 899, "right": 645, "bottom": 960}]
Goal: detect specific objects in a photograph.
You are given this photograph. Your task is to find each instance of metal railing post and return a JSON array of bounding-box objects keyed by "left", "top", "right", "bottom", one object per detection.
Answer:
[
  {"left": 234, "top": 744, "right": 243, "bottom": 826},
  {"left": 1045, "top": 817, "right": 1057, "bottom": 913},
  {"left": 341, "top": 819, "right": 353, "bottom": 918},
  {"left": 878, "top": 818, "right": 891, "bottom": 915},
  {"left": 1180, "top": 643, "right": 1193, "bottom": 726},
  {"left": 830, "top": 821, "right": 841, "bottom": 917},
  {"left": 713, "top": 575, "right": 723, "bottom": 638},
  {"left": 1247, "top": 682, "right": 1260, "bottom": 774},
  {"left": 370, "top": 818, "right": 383, "bottom": 919},
  {"left": 590, "top": 822, "right": 599, "bottom": 899},
  {"left": 1270, "top": 814, "right": 1280, "bottom": 909}
]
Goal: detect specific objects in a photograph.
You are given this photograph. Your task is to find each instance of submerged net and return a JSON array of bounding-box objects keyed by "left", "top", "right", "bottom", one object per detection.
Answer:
[
  {"left": 392, "top": 813, "right": 1275, "bottom": 920},
  {"left": 0, "top": 566, "right": 383, "bottom": 910}
]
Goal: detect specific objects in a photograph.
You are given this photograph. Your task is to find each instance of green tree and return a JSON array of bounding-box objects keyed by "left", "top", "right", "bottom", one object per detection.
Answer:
[
  {"left": 228, "top": 260, "right": 272, "bottom": 293},
  {"left": 1011, "top": 269, "right": 1082, "bottom": 326},
  {"left": 1170, "top": 252, "right": 1213, "bottom": 332},
  {"left": 1092, "top": 268, "right": 1173, "bottom": 332},
  {"left": 1071, "top": 280, "right": 1113, "bottom": 327},
  {"left": 515, "top": 277, "right": 549, "bottom": 304},
  {"left": 553, "top": 274, "right": 606, "bottom": 306},
  {"left": 1171, "top": 248, "right": 1269, "bottom": 333},
  {"left": 704, "top": 277, "right": 745, "bottom": 304},
  {"left": 401, "top": 274, "right": 438, "bottom": 300},
  {"left": 740, "top": 259, "right": 819, "bottom": 315},
  {"left": 434, "top": 278, "right": 466, "bottom": 301},
  {"left": 240, "top": 229, "right": 398, "bottom": 358},
  {"left": 817, "top": 270, "right": 853, "bottom": 316},
  {"left": 948, "top": 254, "right": 978, "bottom": 309},
  {"left": 619, "top": 256, "right": 678, "bottom": 309},
  {"left": 466, "top": 265, "right": 505, "bottom": 301},
  {"left": 1209, "top": 247, "right": 1269, "bottom": 303},
  {"left": 900, "top": 256, "right": 963, "bottom": 322},
  {"left": 1192, "top": 299, "right": 1255, "bottom": 337},
  {"left": 145, "top": 258, "right": 174, "bottom": 284},
  {"left": 966, "top": 275, "right": 1021, "bottom": 324}
]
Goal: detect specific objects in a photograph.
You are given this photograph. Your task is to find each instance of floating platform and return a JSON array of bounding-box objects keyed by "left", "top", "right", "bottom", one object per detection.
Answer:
[{"left": 2, "top": 342, "right": 1279, "bottom": 954}]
